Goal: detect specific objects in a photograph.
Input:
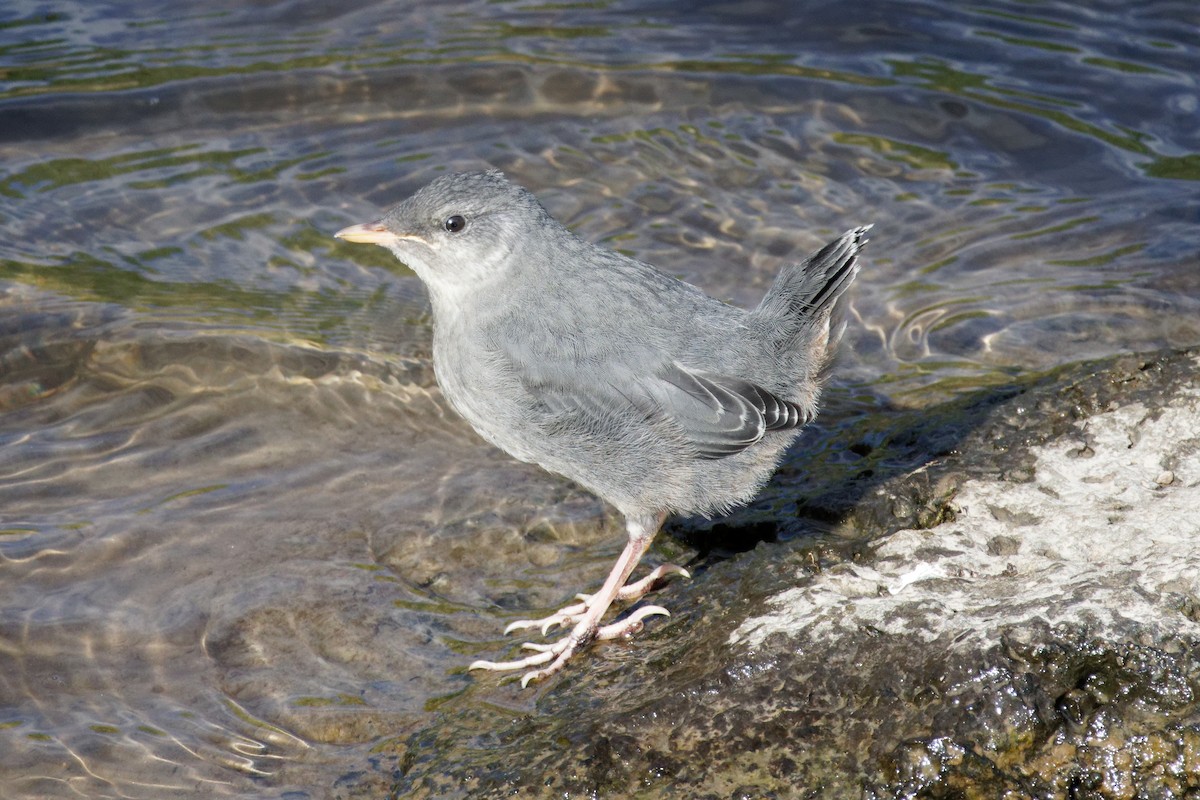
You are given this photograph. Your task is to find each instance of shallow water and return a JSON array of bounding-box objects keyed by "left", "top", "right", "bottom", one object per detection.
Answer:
[{"left": 1, "top": 0, "right": 1198, "bottom": 796}]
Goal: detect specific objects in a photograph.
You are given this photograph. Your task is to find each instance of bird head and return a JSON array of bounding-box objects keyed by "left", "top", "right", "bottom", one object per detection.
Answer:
[{"left": 335, "top": 170, "right": 558, "bottom": 302}]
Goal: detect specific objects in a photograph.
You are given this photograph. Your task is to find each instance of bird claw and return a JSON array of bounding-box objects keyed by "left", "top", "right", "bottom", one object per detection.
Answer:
[
  {"left": 469, "top": 604, "right": 673, "bottom": 686},
  {"left": 615, "top": 563, "right": 689, "bottom": 602},
  {"left": 500, "top": 563, "right": 688, "bottom": 637},
  {"left": 472, "top": 551, "right": 687, "bottom": 686},
  {"left": 595, "top": 605, "right": 670, "bottom": 640},
  {"left": 469, "top": 630, "right": 582, "bottom": 686},
  {"left": 503, "top": 600, "right": 588, "bottom": 636},
  {"left": 468, "top": 646, "right": 558, "bottom": 674}
]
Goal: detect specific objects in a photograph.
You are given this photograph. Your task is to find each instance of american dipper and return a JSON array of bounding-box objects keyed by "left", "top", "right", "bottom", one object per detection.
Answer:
[{"left": 336, "top": 170, "right": 868, "bottom": 686}]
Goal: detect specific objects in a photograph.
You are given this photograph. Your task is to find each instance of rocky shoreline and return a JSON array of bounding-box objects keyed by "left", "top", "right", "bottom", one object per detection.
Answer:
[{"left": 383, "top": 346, "right": 1200, "bottom": 798}]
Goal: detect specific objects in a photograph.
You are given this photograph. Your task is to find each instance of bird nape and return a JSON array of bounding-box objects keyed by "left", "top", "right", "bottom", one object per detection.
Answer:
[{"left": 336, "top": 170, "right": 869, "bottom": 687}]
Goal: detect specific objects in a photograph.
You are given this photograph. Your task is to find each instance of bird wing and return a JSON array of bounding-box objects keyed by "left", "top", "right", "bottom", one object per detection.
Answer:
[
  {"left": 519, "top": 356, "right": 811, "bottom": 461},
  {"left": 645, "top": 362, "right": 812, "bottom": 459}
]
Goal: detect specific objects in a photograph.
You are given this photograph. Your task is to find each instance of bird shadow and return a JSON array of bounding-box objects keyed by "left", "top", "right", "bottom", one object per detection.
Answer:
[{"left": 665, "top": 376, "right": 1030, "bottom": 572}]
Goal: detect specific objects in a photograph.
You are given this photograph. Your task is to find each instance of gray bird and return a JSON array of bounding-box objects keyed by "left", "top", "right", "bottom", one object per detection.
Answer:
[{"left": 336, "top": 170, "right": 867, "bottom": 686}]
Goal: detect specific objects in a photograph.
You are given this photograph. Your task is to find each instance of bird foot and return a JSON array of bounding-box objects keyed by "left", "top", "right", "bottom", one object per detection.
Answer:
[
  {"left": 615, "top": 563, "right": 690, "bottom": 602},
  {"left": 503, "top": 599, "right": 588, "bottom": 637},
  {"left": 501, "top": 563, "right": 690, "bottom": 636},
  {"left": 469, "top": 605, "right": 671, "bottom": 687},
  {"left": 471, "top": 521, "right": 677, "bottom": 686}
]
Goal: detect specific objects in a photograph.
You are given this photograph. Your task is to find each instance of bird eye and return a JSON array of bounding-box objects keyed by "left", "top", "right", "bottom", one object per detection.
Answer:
[{"left": 443, "top": 215, "right": 467, "bottom": 233}]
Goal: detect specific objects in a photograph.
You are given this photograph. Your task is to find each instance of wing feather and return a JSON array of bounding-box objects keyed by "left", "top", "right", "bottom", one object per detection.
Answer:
[
  {"left": 647, "top": 362, "right": 812, "bottom": 459},
  {"left": 505, "top": 350, "right": 812, "bottom": 462}
]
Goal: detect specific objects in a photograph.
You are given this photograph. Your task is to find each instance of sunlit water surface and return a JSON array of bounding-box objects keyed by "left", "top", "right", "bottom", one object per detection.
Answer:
[{"left": 1, "top": 0, "right": 1197, "bottom": 795}]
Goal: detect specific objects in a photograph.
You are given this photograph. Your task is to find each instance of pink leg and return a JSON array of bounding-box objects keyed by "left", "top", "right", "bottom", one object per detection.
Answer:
[{"left": 469, "top": 512, "right": 671, "bottom": 686}]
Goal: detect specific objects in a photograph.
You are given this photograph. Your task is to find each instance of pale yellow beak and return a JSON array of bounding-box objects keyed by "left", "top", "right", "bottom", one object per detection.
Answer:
[{"left": 335, "top": 221, "right": 401, "bottom": 245}]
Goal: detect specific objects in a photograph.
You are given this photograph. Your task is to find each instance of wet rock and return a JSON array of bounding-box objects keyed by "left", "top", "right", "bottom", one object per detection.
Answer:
[{"left": 373, "top": 348, "right": 1200, "bottom": 798}]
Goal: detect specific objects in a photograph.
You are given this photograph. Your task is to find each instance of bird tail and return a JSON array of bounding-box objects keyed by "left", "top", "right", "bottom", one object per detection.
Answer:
[
  {"left": 751, "top": 225, "right": 870, "bottom": 383},
  {"left": 755, "top": 226, "right": 869, "bottom": 331}
]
